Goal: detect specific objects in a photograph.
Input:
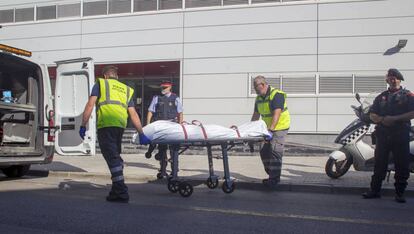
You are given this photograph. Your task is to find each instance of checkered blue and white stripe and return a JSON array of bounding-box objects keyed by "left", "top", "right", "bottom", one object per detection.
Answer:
[{"left": 341, "top": 125, "right": 370, "bottom": 145}]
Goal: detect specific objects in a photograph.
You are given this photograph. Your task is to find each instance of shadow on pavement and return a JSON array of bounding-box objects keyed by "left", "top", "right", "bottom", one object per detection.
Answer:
[
  {"left": 31, "top": 162, "right": 87, "bottom": 173},
  {"left": 124, "top": 162, "right": 159, "bottom": 170}
]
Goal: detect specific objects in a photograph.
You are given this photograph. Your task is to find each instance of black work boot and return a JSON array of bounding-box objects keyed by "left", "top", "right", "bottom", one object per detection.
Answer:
[
  {"left": 395, "top": 193, "right": 406, "bottom": 203},
  {"left": 362, "top": 190, "right": 381, "bottom": 199},
  {"left": 106, "top": 192, "right": 129, "bottom": 203},
  {"left": 262, "top": 178, "right": 280, "bottom": 189}
]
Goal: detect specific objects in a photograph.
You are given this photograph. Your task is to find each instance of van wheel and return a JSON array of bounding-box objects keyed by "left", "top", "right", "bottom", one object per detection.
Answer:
[{"left": 2, "top": 165, "right": 31, "bottom": 178}]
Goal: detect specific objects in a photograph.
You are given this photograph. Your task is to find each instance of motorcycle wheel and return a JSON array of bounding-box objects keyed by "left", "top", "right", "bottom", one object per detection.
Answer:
[{"left": 325, "top": 157, "right": 353, "bottom": 179}]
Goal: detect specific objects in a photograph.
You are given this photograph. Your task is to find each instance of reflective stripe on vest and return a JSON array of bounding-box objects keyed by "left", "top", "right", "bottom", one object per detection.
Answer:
[
  {"left": 96, "top": 78, "right": 134, "bottom": 129},
  {"left": 256, "top": 87, "right": 290, "bottom": 131}
]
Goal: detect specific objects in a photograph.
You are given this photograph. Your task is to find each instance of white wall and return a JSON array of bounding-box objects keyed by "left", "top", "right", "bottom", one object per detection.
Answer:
[{"left": 1, "top": 0, "right": 413, "bottom": 133}]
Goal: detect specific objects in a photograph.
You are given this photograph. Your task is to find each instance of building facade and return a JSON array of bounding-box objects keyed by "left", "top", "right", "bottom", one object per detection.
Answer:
[{"left": 1, "top": 0, "right": 413, "bottom": 134}]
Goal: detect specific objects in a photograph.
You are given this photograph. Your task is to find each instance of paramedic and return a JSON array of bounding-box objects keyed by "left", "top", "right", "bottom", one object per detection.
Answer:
[
  {"left": 146, "top": 81, "right": 183, "bottom": 177},
  {"left": 362, "top": 68, "right": 414, "bottom": 203},
  {"left": 79, "top": 65, "right": 150, "bottom": 203},
  {"left": 251, "top": 75, "right": 290, "bottom": 188}
]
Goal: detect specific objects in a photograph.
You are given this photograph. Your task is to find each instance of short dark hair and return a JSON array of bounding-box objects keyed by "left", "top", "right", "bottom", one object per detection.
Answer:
[{"left": 102, "top": 65, "right": 118, "bottom": 76}]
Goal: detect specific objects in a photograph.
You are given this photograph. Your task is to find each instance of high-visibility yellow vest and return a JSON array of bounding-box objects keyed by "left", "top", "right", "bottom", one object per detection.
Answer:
[
  {"left": 96, "top": 78, "right": 134, "bottom": 129},
  {"left": 256, "top": 87, "right": 290, "bottom": 131}
]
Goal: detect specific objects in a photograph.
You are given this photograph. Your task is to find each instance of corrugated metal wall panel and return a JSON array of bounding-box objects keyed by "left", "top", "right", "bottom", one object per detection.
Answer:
[
  {"left": 109, "top": 0, "right": 131, "bottom": 14},
  {"left": 83, "top": 0, "right": 107, "bottom": 16},
  {"left": 319, "top": 76, "right": 353, "bottom": 93},
  {"left": 37, "top": 5, "right": 56, "bottom": 20},
  {"left": 159, "top": 0, "right": 182, "bottom": 10},
  {"left": 0, "top": 9, "right": 13, "bottom": 23},
  {"left": 15, "top": 7, "right": 34, "bottom": 22},
  {"left": 133, "top": 0, "right": 157, "bottom": 11},
  {"left": 58, "top": 3, "right": 81, "bottom": 18},
  {"left": 282, "top": 76, "right": 316, "bottom": 94},
  {"left": 186, "top": 0, "right": 220, "bottom": 8},
  {"left": 355, "top": 75, "right": 386, "bottom": 94}
]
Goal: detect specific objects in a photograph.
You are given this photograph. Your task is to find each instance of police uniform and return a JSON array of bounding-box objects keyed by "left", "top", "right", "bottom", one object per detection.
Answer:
[
  {"left": 369, "top": 85, "right": 414, "bottom": 198},
  {"left": 148, "top": 92, "right": 183, "bottom": 176},
  {"left": 255, "top": 86, "right": 291, "bottom": 185},
  {"left": 92, "top": 78, "right": 134, "bottom": 200},
  {"left": 148, "top": 93, "right": 182, "bottom": 122}
]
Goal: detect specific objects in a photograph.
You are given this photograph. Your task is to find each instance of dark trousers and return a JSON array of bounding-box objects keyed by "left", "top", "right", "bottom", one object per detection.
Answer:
[
  {"left": 158, "top": 144, "right": 172, "bottom": 174},
  {"left": 371, "top": 128, "right": 410, "bottom": 195},
  {"left": 98, "top": 127, "right": 128, "bottom": 197}
]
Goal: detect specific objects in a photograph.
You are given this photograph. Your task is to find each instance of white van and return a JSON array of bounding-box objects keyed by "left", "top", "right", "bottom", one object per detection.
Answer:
[{"left": 0, "top": 44, "right": 96, "bottom": 178}]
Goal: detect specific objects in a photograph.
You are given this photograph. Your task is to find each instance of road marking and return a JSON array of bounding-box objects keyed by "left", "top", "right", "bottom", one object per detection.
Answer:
[
  {"left": 35, "top": 190, "right": 414, "bottom": 229},
  {"left": 187, "top": 206, "right": 414, "bottom": 228}
]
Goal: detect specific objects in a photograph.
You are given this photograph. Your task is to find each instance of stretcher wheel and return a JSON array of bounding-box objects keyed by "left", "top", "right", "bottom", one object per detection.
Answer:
[
  {"left": 222, "top": 181, "right": 235, "bottom": 194},
  {"left": 145, "top": 152, "right": 152, "bottom": 159},
  {"left": 178, "top": 182, "right": 193, "bottom": 198},
  {"left": 167, "top": 180, "right": 180, "bottom": 193},
  {"left": 154, "top": 153, "right": 161, "bottom": 160},
  {"left": 156, "top": 172, "right": 164, "bottom": 179},
  {"left": 206, "top": 177, "right": 219, "bottom": 189}
]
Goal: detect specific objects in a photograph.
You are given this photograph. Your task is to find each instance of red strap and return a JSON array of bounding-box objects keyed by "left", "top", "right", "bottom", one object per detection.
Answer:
[
  {"left": 230, "top": 125, "right": 241, "bottom": 138},
  {"left": 192, "top": 120, "right": 208, "bottom": 140},
  {"left": 180, "top": 122, "right": 188, "bottom": 140}
]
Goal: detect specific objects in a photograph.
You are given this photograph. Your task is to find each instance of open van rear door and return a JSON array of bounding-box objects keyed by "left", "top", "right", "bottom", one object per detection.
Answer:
[{"left": 54, "top": 58, "right": 96, "bottom": 155}]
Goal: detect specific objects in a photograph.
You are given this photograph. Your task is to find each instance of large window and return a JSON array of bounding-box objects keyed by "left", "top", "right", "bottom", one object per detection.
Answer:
[
  {"left": 83, "top": 0, "right": 108, "bottom": 16},
  {"left": 0, "top": 9, "right": 14, "bottom": 23},
  {"left": 15, "top": 7, "right": 34, "bottom": 22},
  {"left": 37, "top": 5, "right": 57, "bottom": 21}
]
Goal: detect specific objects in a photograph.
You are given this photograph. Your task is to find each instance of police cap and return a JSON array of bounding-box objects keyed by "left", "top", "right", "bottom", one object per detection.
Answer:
[
  {"left": 160, "top": 80, "right": 173, "bottom": 87},
  {"left": 387, "top": 68, "right": 404, "bottom": 81}
]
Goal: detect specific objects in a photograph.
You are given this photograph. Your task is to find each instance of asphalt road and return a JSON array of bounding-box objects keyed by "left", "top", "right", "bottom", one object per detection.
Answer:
[{"left": 0, "top": 175, "right": 413, "bottom": 234}]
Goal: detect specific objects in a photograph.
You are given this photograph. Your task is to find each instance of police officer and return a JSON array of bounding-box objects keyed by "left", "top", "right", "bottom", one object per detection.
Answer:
[
  {"left": 147, "top": 81, "right": 183, "bottom": 124},
  {"left": 363, "top": 68, "right": 414, "bottom": 203},
  {"left": 251, "top": 75, "right": 291, "bottom": 188},
  {"left": 146, "top": 81, "right": 183, "bottom": 177},
  {"left": 80, "top": 65, "right": 150, "bottom": 203}
]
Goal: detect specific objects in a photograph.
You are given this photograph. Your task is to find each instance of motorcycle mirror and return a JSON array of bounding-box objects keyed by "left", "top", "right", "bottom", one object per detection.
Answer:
[{"left": 355, "top": 93, "right": 361, "bottom": 104}]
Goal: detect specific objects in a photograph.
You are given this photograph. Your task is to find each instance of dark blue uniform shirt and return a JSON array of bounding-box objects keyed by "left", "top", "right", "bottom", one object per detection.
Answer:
[{"left": 371, "top": 88, "right": 414, "bottom": 130}]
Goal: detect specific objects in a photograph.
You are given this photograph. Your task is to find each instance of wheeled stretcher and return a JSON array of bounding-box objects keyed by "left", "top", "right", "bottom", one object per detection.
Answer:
[
  {"left": 132, "top": 120, "right": 271, "bottom": 197},
  {"left": 151, "top": 137, "right": 266, "bottom": 197}
]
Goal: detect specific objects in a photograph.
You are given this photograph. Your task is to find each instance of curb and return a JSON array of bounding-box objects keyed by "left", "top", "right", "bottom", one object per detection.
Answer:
[{"left": 27, "top": 170, "right": 414, "bottom": 197}]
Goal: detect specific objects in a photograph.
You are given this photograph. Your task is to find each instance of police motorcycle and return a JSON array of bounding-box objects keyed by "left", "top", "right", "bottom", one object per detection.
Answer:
[{"left": 325, "top": 92, "right": 414, "bottom": 179}]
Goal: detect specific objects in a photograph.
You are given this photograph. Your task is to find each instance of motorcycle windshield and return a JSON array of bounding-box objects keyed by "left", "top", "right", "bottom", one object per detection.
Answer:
[{"left": 361, "top": 92, "right": 381, "bottom": 110}]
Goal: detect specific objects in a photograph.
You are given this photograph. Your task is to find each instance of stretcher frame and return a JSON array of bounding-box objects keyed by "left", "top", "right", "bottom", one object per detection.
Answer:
[{"left": 151, "top": 137, "right": 266, "bottom": 197}]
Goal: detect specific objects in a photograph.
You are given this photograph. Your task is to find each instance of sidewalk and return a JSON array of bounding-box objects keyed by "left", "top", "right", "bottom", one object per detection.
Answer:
[{"left": 31, "top": 153, "right": 414, "bottom": 196}]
